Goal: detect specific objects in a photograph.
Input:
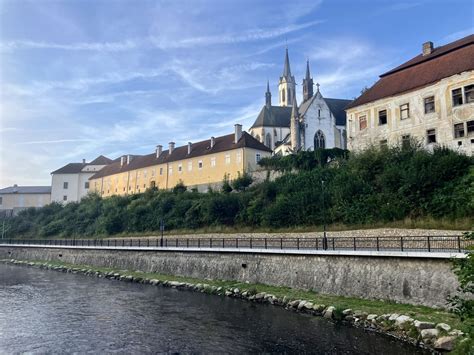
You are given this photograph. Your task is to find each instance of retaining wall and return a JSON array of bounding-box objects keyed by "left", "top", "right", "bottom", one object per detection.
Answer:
[{"left": 0, "top": 246, "right": 459, "bottom": 308}]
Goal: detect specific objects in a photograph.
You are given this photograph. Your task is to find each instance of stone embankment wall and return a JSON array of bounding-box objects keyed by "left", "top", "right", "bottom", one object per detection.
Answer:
[{"left": 0, "top": 246, "right": 458, "bottom": 308}]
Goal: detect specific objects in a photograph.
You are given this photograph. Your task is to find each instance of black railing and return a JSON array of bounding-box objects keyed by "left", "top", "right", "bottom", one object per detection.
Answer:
[{"left": 0, "top": 236, "right": 471, "bottom": 253}]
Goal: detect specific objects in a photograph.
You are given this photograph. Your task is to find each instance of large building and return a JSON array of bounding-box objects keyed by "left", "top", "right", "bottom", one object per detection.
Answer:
[
  {"left": 51, "top": 155, "right": 113, "bottom": 203},
  {"left": 0, "top": 185, "right": 51, "bottom": 216},
  {"left": 88, "top": 125, "right": 272, "bottom": 195},
  {"left": 346, "top": 35, "right": 474, "bottom": 155},
  {"left": 249, "top": 48, "right": 351, "bottom": 155}
]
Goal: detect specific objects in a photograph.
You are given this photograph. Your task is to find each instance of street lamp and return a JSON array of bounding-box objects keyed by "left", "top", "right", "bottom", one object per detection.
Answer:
[
  {"left": 321, "top": 179, "right": 328, "bottom": 250},
  {"left": 160, "top": 219, "right": 165, "bottom": 247}
]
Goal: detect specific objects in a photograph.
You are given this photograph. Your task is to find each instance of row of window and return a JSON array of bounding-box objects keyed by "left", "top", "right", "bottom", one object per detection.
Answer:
[
  {"left": 62, "top": 182, "right": 90, "bottom": 190},
  {"left": 358, "top": 85, "right": 474, "bottom": 130},
  {"left": 379, "top": 120, "right": 474, "bottom": 147},
  {"left": 96, "top": 153, "right": 263, "bottom": 194}
]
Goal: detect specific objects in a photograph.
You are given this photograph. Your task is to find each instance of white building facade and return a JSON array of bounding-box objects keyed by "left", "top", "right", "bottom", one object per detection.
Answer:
[
  {"left": 346, "top": 35, "right": 474, "bottom": 155},
  {"left": 0, "top": 185, "right": 51, "bottom": 216},
  {"left": 51, "top": 155, "right": 112, "bottom": 203}
]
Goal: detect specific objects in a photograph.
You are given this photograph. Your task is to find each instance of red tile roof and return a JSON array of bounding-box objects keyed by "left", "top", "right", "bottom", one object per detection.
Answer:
[
  {"left": 346, "top": 34, "right": 474, "bottom": 109},
  {"left": 89, "top": 132, "right": 271, "bottom": 180}
]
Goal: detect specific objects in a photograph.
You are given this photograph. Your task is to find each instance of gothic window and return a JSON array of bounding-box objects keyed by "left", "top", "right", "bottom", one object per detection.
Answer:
[
  {"left": 265, "top": 133, "right": 272, "bottom": 148},
  {"left": 281, "top": 88, "right": 285, "bottom": 103},
  {"left": 314, "top": 130, "right": 325, "bottom": 149}
]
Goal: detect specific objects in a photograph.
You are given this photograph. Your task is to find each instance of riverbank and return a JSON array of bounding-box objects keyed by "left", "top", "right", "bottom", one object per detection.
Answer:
[{"left": 3, "top": 258, "right": 470, "bottom": 353}]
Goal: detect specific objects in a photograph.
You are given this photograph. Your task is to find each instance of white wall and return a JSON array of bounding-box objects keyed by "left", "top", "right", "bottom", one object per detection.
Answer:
[
  {"left": 0, "top": 193, "right": 51, "bottom": 210},
  {"left": 302, "top": 94, "right": 338, "bottom": 150}
]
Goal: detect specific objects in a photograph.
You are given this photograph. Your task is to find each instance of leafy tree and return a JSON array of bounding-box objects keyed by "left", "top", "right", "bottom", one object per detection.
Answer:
[{"left": 231, "top": 172, "right": 253, "bottom": 191}]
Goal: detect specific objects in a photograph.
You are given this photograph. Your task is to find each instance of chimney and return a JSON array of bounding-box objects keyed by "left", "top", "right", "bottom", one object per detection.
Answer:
[
  {"left": 422, "top": 41, "right": 434, "bottom": 56},
  {"left": 127, "top": 154, "right": 132, "bottom": 165},
  {"left": 13, "top": 184, "right": 18, "bottom": 187},
  {"left": 156, "top": 145, "right": 162, "bottom": 158},
  {"left": 120, "top": 156, "right": 125, "bottom": 166},
  {"left": 187, "top": 142, "right": 192, "bottom": 154},
  {"left": 169, "top": 142, "right": 175, "bottom": 155},
  {"left": 210, "top": 137, "right": 215, "bottom": 149},
  {"left": 82, "top": 158, "right": 86, "bottom": 164},
  {"left": 234, "top": 124, "right": 242, "bottom": 143}
]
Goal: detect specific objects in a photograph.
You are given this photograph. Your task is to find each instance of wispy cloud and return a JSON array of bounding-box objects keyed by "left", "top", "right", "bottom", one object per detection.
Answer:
[{"left": 18, "top": 138, "right": 94, "bottom": 145}]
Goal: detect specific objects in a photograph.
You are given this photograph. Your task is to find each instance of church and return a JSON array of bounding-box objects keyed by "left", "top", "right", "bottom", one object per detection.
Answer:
[{"left": 249, "top": 48, "right": 351, "bottom": 155}]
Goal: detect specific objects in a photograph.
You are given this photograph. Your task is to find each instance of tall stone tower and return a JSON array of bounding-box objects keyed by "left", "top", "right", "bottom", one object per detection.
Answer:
[
  {"left": 278, "top": 48, "right": 296, "bottom": 107},
  {"left": 302, "top": 60, "right": 314, "bottom": 102}
]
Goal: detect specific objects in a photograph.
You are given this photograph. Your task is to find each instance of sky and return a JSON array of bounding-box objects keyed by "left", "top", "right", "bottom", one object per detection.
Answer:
[{"left": 0, "top": 0, "right": 472, "bottom": 187}]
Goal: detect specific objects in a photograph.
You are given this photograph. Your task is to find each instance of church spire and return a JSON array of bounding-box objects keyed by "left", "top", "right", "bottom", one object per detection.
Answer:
[
  {"left": 302, "top": 59, "right": 314, "bottom": 102},
  {"left": 290, "top": 92, "right": 300, "bottom": 151},
  {"left": 279, "top": 47, "right": 296, "bottom": 107},
  {"left": 282, "top": 47, "right": 292, "bottom": 77},
  {"left": 265, "top": 80, "right": 272, "bottom": 108}
]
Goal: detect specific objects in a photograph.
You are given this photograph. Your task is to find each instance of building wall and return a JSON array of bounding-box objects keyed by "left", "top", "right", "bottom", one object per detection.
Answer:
[
  {"left": 90, "top": 147, "right": 271, "bottom": 196},
  {"left": 0, "top": 193, "right": 50, "bottom": 210},
  {"left": 249, "top": 126, "right": 290, "bottom": 150},
  {"left": 302, "top": 96, "right": 338, "bottom": 150},
  {"left": 0, "top": 246, "right": 459, "bottom": 308},
  {"left": 51, "top": 164, "right": 107, "bottom": 203},
  {"left": 347, "top": 71, "right": 474, "bottom": 155}
]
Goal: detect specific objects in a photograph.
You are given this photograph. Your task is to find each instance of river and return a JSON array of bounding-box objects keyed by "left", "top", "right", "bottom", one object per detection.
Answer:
[{"left": 0, "top": 264, "right": 425, "bottom": 354}]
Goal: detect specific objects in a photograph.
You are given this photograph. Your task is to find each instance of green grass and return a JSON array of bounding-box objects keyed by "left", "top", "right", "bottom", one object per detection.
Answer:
[{"left": 7, "top": 258, "right": 466, "bottom": 332}]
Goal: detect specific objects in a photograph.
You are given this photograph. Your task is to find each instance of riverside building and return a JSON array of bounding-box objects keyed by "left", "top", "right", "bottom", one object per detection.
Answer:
[
  {"left": 88, "top": 124, "right": 272, "bottom": 195},
  {"left": 346, "top": 34, "right": 474, "bottom": 155}
]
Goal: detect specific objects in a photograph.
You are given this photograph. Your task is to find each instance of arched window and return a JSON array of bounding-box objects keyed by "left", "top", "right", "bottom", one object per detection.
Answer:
[
  {"left": 314, "top": 130, "right": 326, "bottom": 149},
  {"left": 265, "top": 133, "right": 272, "bottom": 148},
  {"left": 281, "top": 88, "right": 285, "bottom": 103}
]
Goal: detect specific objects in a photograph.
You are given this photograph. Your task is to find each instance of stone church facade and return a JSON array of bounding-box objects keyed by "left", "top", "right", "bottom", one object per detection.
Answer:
[{"left": 249, "top": 48, "right": 351, "bottom": 155}]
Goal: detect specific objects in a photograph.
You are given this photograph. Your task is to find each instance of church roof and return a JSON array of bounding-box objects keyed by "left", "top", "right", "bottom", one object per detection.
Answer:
[
  {"left": 299, "top": 95, "right": 351, "bottom": 126},
  {"left": 325, "top": 98, "right": 352, "bottom": 126},
  {"left": 250, "top": 105, "right": 292, "bottom": 128}
]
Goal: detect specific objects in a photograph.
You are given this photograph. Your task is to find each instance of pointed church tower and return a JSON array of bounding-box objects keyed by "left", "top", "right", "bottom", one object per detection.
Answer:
[
  {"left": 290, "top": 92, "right": 300, "bottom": 150},
  {"left": 265, "top": 80, "right": 272, "bottom": 108},
  {"left": 302, "top": 59, "right": 314, "bottom": 102},
  {"left": 278, "top": 48, "right": 296, "bottom": 107}
]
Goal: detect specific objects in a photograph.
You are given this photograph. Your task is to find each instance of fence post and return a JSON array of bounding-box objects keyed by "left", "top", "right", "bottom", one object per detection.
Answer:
[
  {"left": 210, "top": 238, "right": 212, "bottom": 248},
  {"left": 222, "top": 238, "right": 225, "bottom": 248},
  {"left": 427, "top": 236, "right": 431, "bottom": 252},
  {"left": 376, "top": 237, "right": 379, "bottom": 251},
  {"left": 187, "top": 239, "right": 189, "bottom": 248},
  {"left": 236, "top": 238, "right": 238, "bottom": 248},
  {"left": 332, "top": 238, "right": 335, "bottom": 250},
  {"left": 250, "top": 238, "right": 253, "bottom": 249},
  {"left": 297, "top": 238, "right": 300, "bottom": 250},
  {"left": 265, "top": 238, "right": 267, "bottom": 249},
  {"left": 353, "top": 237, "right": 356, "bottom": 251},
  {"left": 316, "top": 238, "right": 318, "bottom": 250},
  {"left": 400, "top": 237, "right": 404, "bottom": 252},
  {"left": 122, "top": 239, "right": 124, "bottom": 247},
  {"left": 198, "top": 239, "right": 200, "bottom": 248},
  {"left": 458, "top": 236, "right": 461, "bottom": 253},
  {"left": 176, "top": 239, "right": 178, "bottom": 248},
  {"left": 280, "top": 238, "right": 283, "bottom": 249}
]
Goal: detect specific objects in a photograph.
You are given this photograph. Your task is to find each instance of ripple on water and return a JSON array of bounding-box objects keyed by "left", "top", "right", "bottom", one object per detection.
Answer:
[{"left": 0, "top": 264, "right": 427, "bottom": 354}]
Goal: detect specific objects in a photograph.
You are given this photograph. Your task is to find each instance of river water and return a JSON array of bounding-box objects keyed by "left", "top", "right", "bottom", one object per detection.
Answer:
[{"left": 0, "top": 264, "right": 425, "bottom": 354}]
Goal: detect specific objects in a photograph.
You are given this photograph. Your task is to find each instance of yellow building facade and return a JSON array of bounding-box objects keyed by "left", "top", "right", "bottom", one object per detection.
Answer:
[{"left": 89, "top": 126, "right": 272, "bottom": 195}]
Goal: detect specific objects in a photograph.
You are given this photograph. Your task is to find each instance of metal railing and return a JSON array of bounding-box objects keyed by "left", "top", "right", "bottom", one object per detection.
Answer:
[{"left": 0, "top": 236, "right": 471, "bottom": 253}]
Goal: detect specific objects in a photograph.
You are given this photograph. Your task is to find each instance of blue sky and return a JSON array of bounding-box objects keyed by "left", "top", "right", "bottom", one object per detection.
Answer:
[{"left": 0, "top": 0, "right": 472, "bottom": 186}]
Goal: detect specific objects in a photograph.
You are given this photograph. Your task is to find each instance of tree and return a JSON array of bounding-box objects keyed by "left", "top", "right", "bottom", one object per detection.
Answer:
[{"left": 231, "top": 172, "right": 253, "bottom": 191}]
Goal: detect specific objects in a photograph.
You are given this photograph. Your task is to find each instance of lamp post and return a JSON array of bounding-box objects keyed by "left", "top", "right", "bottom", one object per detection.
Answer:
[
  {"left": 321, "top": 179, "right": 328, "bottom": 250},
  {"left": 160, "top": 219, "right": 165, "bottom": 247}
]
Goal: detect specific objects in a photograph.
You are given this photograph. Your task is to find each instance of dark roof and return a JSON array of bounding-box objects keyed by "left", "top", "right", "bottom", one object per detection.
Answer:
[
  {"left": 251, "top": 105, "right": 292, "bottom": 128},
  {"left": 90, "top": 132, "right": 272, "bottom": 180},
  {"left": 325, "top": 98, "right": 352, "bottom": 126},
  {"left": 347, "top": 34, "right": 474, "bottom": 109},
  {"left": 90, "top": 155, "right": 113, "bottom": 165},
  {"left": 0, "top": 186, "right": 51, "bottom": 194},
  {"left": 51, "top": 163, "right": 87, "bottom": 174},
  {"left": 51, "top": 155, "right": 113, "bottom": 174}
]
